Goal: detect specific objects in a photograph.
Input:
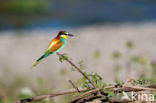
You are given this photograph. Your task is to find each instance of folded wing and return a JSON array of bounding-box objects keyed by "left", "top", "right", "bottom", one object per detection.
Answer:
[{"left": 45, "top": 39, "right": 63, "bottom": 54}]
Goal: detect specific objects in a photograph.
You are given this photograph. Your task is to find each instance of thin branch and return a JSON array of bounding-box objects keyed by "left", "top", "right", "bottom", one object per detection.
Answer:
[
  {"left": 123, "top": 85, "right": 156, "bottom": 91},
  {"left": 114, "top": 87, "right": 145, "bottom": 93},
  {"left": 69, "top": 79, "right": 80, "bottom": 93},
  {"left": 70, "top": 88, "right": 101, "bottom": 103},
  {"left": 71, "top": 94, "right": 103, "bottom": 103},
  {"left": 15, "top": 88, "right": 88, "bottom": 103},
  {"left": 147, "top": 84, "right": 156, "bottom": 89},
  {"left": 56, "top": 52, "right": 96, "bottom": 89}
]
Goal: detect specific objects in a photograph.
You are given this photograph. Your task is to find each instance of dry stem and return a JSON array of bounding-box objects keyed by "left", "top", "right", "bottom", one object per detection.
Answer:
[
  {"left": 56, "top": 52, "right": 96, "bottom": 89},
  {"left": 69, "top": 79, "right": 80, "bottom": 93}
]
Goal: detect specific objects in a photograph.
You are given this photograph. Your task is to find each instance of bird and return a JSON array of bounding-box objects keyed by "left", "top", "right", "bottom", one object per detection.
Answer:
[{"left": 32, "top": 31, "right": 73, "bottom": 68}]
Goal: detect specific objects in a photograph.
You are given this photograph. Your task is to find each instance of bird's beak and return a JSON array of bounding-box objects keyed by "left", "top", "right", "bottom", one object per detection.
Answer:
[{"left": 68, "top": 34, "right": 73, "bottom": 37}]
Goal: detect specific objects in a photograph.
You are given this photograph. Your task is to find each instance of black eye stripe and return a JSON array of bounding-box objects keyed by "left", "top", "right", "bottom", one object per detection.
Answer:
[{"left": 61, "top": 33, "right": 67, "bottom": 35}]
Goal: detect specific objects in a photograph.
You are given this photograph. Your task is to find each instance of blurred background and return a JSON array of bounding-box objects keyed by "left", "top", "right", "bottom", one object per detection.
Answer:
[
  {"left": 0, "top": 0, "right": 156, "bottom": 102},
  {"left": 1, "top": 0, "right": 156, "bottom": 30}
]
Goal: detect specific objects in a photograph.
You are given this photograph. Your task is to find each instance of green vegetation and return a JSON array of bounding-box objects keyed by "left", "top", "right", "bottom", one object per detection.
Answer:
[{"left": 0, "top": 0, "right": 48, "bottom": 15}]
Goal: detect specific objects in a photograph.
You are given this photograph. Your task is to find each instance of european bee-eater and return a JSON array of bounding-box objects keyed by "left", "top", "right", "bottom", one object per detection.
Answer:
[{"left": 32, "top": 31, "right": 73, "bottom": 67}]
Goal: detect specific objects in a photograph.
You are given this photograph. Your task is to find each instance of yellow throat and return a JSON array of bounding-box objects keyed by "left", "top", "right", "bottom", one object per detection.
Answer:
[{"left": 61, "top": 35, "right": 68, "bottom": 39}]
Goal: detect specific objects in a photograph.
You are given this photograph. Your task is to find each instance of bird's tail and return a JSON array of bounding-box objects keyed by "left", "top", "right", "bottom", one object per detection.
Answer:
[
  {"left": 32, "top": 53, "right": 50, "bottom": 68},
  {"left": 32, "top": 60, "right": 40, "bottom": 67}
]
